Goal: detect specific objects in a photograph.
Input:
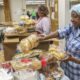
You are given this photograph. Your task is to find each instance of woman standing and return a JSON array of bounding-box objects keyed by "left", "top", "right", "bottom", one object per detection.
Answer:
[
  {"left": 35, "top": 5, "right": 51, "bottom": 35},
  {"left": 38, "top": 4, "right": 80, "bottom": 80}
]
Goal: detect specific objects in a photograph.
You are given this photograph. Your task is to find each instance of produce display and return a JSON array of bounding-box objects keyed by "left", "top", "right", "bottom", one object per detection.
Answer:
[
  {"left": 11, "top": 58, "right": 42, "bottom": 70},
  {"left": 0, "top": 47, "right": 68, "bottom": 80},
  {"left": 14, "top": 25, "right": 27, "bottom": 34},
  {"left": 20, "top": 34, "right": 39, "bottom": 53},
  {"left": 13, "top": 49, "right": 44, "bottom": 60},
  {"left": 49, "top": 45, "right": 67, "bottom": 60},
  {"left": 1, "top": 29, "right": 69, "bottom": 80},
  {"left": 20, "top": 15, "right": 35, "bottom": 25},
  {"left": 49, "top": 51, "right": 66, "bottom": 60}
]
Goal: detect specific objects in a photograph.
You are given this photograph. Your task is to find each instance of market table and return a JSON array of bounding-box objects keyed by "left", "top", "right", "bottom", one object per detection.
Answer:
[{"left": 3, "top": 32, "right": 59, "bottom": 61}]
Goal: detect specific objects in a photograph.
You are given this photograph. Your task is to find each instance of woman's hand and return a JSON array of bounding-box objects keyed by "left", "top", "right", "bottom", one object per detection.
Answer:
[
  {"left": 37, "top": 34, "right": 46, "bottom": 41},
  {"left": 37, "top": 36, "right": 45, "bottom": 42},
  {"left": 61, "top": 53, "right": 74, "bottom": 62},
  {"left": 62, "top": 55, "right": 74, "bottom": 62},
  {"left": 62, "top": 55, "right": 80, "bottom": 64}
]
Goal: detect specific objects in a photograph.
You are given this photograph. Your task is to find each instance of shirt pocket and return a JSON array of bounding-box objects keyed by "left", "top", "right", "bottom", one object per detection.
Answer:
[
  {"left": 68, "top": 38, "right": 80, "bottom": 58},
  {"left": 75, "top": 37, "right": 80, "bottom": 53}
]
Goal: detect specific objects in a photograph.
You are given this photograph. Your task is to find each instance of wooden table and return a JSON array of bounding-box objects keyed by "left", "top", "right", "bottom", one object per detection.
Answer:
[
  {"left": 3, "top": 33, "right": 31, "bottom": 61},
  {"left": 4, "top": 33, "right": 31, "bottom": 40},
  {"left": 3, "top": 38, "right": 19, "bottom": 61}
]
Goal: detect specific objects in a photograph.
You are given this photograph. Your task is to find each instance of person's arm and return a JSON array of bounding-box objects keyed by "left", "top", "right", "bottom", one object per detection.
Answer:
[
  {"left": 38, "top": 24, "right": 72, "bottom": 41},
  {"left": 38, "top": 31, "right": 59, "bottom": 41},
  {"left": 64, "top": 56, "right": 80, "bottom": 64},
  {"left": 43, "top": 31, "right": 59, "bottom": 39},
  {"left": 73, "top": 58, "right": 80, "bottom": 64},
  {"left": 63, "top": 52, "right": 80, "bottom": 64}
]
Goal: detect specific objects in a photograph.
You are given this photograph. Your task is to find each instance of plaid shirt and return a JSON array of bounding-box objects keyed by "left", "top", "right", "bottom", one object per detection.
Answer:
[{"left": 58, "top": 24, "right": 80, "bottom": 80}]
